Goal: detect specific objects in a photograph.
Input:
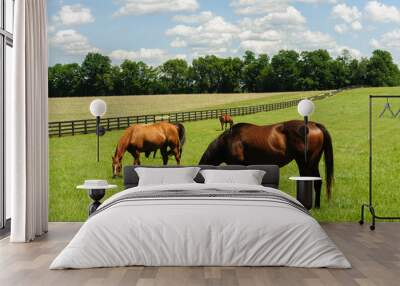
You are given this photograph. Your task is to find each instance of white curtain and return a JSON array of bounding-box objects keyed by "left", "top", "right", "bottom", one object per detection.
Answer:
[{"left": 8, "top": 0, "right": 49, "bottom": 242}]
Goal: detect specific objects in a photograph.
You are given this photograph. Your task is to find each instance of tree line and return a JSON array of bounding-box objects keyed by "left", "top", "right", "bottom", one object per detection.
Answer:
[{"left": 48, "top": 49, "right": 400, "bottom": 97}]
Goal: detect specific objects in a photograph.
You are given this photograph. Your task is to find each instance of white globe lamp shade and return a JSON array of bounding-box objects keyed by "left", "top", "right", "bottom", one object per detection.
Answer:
[
  {"left": 90, "top": 99, "right": 107, "bottom": 117},
  {"left": 297, "top": 99, "right": 315, "bottom": 117}
]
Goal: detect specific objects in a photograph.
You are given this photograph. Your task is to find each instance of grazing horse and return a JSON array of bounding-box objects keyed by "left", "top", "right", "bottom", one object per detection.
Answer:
[
  {"left": 112, "top": 122, "right": 181, "bottom": 178},
  {"left": 219, "top": 114, "right": 234, "bottom": 130},
  {"left": 145, "top": 123, "right": 186, "bottom": 159},
  {"left": 199, "top": 120, "right": 333, "bottom": 208}
]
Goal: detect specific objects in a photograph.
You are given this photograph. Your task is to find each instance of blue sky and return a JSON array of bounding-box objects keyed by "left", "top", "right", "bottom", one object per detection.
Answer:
[{"left": 47, "top": 0, "right": 400, "bottom": 66}]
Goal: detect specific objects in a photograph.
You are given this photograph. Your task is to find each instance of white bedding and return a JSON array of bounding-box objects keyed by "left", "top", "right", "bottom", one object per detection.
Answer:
[{"left": 50, "top": 183, "right": 351, "bottom": 269}]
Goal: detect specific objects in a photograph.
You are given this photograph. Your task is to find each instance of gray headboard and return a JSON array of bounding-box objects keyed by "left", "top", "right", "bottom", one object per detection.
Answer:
[{"left": 123, "top": 165, "right": 280, "bottom": 189}]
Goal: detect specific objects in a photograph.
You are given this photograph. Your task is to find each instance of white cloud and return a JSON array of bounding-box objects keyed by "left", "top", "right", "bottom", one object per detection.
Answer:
[
  {"left": 364, "top": 1, "right": 400, "bottom": 23},
  {"left": 170, "top": 38, "right": 187, "bottom": 48},
  {"left": 49, "top": 29, "right": 99, "bottom": 55},
  {"left": 331, "top": 46, "right": 362, "bottom": 59},
  {"left": 371, "top": 30, "right": 400, "bottom": 50},
  {"left": 113, "top": 0, "right": 198, "bottom": 17},
  {"left": 263, "top": 6, "right": 306, "bottom": 26},
  {"left": 230, "top": 0, "right": 336, "bottom": 15},
  {"left": 370, "top": 39, "right": 381, "bottom": 49},
  {"left": 173, "top": 11, "right": 214, "bottom": 24},
  {"left": 240, "top": 40, "right": 282, "bottom": 54},
  {"left": 334, "top": 24, "right": 347, "bottom": 34},
  {"left": 351, "top": 21, "right": 362, "bottom": 30},
  {"left": 53, "top": 4, "right": 94, "bottom": 26},
  {"left": 238, "top": 6, "right": 306, "bottom": 33},
  {"left": 332, "top": 4, "right": 362, "bottom": 33},
  {"left": 332, "top": 4, "right": 361, "bottom": 24},
  {"left": 166, "top": 16, "right": 240, "bottom": 55},
  {"left": 231, "top": 0, "right": 289, "bottom": 15},
  {"left": 109, "top": 48, "right": 186, "bottom": 64}
]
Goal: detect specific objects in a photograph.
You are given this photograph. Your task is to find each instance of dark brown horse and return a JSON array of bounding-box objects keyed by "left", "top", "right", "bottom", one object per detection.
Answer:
[
  {"left": 219, "top": 114, "right": 234, "bottom": 130},
  {"left": 112, "top": 122, "right": 183, "bottom": 177},
  {"left": 199, "top": 120, "right": 333, "bottom": 208}
]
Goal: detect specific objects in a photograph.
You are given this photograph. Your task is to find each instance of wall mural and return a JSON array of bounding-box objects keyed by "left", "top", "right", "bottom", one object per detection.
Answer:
[{"left": 47, "top": 1, "right": 400, "bottom": 224}]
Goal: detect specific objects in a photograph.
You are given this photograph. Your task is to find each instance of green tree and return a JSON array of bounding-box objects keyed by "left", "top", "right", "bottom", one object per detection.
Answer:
[
  {"left": 159, "top": 59, "right": 190, "bottom": 94},
  {"left": 269, "top": 50, "right": 299, "bottom": 91},
  {"left": 367, "top": 50, "right": 400, "bottom": 86},
  {"left": 298, "top": 49, "right": 333, "bottom": 90},
  {"left": 220, "top": 57, "right": 243, "bottom": 93},
  {"left": 190, "top": 55, "right": 223, "bottom": 93},
  {"left": 242, "top": 51, "right": 271, "bottom": 92},
  {"left": 48, "top": 63, "right": 82, "bottom": 97},
  {"left": 81, "top": 53, "right": 113, "bottom": 96},
  {"left": 330, "top": 50, "right": 353, "bottom": 88},
  {"left": 119, "top": 60, "right": 159, "bottom": 95}
]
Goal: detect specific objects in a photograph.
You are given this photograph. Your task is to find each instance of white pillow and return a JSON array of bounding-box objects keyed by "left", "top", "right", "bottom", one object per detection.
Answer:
[
  {"left": 135, "top": 167, "right": 201, "bottom": 186},
  {"left": 200, "top": 169, "right": 266, "bottom": 185}
]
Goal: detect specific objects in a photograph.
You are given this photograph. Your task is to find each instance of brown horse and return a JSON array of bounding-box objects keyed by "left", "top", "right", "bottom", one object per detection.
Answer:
[
  {"left": 199, "top": 120, "right": 333, "bottom": 208},
  {"left": 144, "top": 123, "right": 186, "bottom": 159},
  {"left": 219, "top": 114, "right": 234, "bottom": 130},
  {"left": 112, "top": 122, "right": 182, "bottom": 178}
]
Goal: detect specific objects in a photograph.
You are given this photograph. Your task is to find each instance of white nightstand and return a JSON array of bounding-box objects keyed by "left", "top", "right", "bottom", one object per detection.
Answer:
[{"left": 77, "top": 180, "right": 117, "bottom": 215}]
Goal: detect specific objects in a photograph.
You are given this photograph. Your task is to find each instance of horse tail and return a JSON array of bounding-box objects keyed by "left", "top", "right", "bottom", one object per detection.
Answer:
[
  {"left": 175, "top": 123, "right": 186, "bottom": 147},
  {"left": 317, "top": 123, "right": 334, "bottom": 200}
]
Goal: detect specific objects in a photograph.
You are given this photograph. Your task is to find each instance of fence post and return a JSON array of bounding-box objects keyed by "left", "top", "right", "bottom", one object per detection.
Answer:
[
  {"left": 84, "top": 120, "right": 87, "bottom": 134},
  {"left": 58, "top": 122, "right": 61, "bottom": 137},
  {"left": 72, "top": 121, "right": 75, "bottom": 136}
]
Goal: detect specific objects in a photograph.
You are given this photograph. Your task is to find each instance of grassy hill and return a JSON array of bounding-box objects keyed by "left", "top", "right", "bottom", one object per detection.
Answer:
[{"left": 49, "top": 87, "right": 400, "bottom": 222}]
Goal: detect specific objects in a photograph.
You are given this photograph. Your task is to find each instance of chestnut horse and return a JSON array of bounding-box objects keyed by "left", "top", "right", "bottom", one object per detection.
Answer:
[
  {"left": 199, "top": 120, "right": 333, "bottom": 208},
  {"left": 219, "top": 114, "right": 234, "bottom": 130},
  {"left": 112, "top": 122, "right": 182, "bottom": 178},
  {"left": 144, "top": 123, "right": 186, "bottom": 159}
]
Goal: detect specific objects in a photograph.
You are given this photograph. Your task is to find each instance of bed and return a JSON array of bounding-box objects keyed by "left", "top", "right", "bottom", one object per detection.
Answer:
[{"left": 50, "top": 165, "right": 350, "bottom": 269}]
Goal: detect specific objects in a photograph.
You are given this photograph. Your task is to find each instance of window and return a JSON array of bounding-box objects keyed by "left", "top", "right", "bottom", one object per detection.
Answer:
[{"left": 1, "top": 0, "right": 14, "bottom": 231}]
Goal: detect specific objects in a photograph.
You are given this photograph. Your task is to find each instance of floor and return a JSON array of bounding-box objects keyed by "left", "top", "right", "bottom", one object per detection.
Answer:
[{"left": 0, "top": 222, "right": 399, "bottom": 286}]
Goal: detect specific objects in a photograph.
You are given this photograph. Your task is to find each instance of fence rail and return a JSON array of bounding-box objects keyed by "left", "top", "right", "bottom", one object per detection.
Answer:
[{"left": 49, "top": 90, "right": 341, "bottom": 137}]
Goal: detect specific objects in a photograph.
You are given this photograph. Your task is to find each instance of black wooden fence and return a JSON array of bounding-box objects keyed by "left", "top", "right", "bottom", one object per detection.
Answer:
[{"left": 49, "top": 90, "right": 340, "bottom": 137}]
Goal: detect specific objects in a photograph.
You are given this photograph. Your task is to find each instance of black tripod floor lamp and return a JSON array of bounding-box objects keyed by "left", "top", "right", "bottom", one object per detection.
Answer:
[
  {"left": 359, "top": 95, "right": 400, "bottom": 230},
  {"left": 90, "top": 99, "right": 107, "bottom": 162}
]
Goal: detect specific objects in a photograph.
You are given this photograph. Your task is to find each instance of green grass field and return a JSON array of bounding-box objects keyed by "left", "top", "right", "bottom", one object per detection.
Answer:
[
  {"left": 49, "top": 87, "right": 400, "bottom": 222},
  {"left": 49, "top": 90, "right": 324, "bottom": 121}
]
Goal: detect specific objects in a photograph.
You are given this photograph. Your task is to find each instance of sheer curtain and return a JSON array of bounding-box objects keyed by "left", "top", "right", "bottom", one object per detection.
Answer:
[{"left": 8, "top": 0, "right": 48, "bottom": 242}]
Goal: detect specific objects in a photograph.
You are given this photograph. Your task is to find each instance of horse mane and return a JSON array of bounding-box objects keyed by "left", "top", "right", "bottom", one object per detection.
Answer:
[{"left": 114, "top": 127, "right": 133, "bottom": 160}]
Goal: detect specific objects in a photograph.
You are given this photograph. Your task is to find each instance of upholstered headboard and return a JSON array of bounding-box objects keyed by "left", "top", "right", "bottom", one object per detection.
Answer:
[{"left": 123, "top": 165, "right": 280, "bottom": 189}]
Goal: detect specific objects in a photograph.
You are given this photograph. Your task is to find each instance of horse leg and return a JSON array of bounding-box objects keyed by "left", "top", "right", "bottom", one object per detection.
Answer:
[
  {"left": 160, "top": 146, "right": 168, "bottom": 165},
  {"left": 153, "top": 150, "right": 157, "bottom": 158},
  {"left": 172, "top": 146, "right": 181, "bottom": 165},
  {"left": 312, "top": 168, "right": 322, "bottom": 209},
  {"left": 133, "top": 151, "right": 141, "bottom": 165},
  {"left": 220, "top": 121, "right": 224, "bottom": 131}
]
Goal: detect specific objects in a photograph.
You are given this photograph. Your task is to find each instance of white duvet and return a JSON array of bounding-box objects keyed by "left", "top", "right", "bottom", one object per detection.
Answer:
[{"left": 50, "top": 183, "right": 351, "bottom": 269}]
